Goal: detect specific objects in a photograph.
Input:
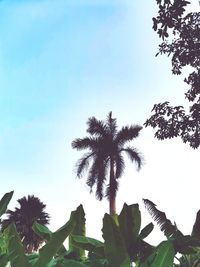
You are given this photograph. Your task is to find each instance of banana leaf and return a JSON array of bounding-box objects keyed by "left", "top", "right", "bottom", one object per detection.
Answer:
[
  {"left": 4, "top": 223, "right": 31, "bottom": 267},
  {"left": 102, "top": 213, "right": 131, "bottom": 267}
]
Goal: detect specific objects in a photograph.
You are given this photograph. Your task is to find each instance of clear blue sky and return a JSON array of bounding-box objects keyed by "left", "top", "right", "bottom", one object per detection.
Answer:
[{"left": 0, "top": 0, "right": 199, "bottom": 245}]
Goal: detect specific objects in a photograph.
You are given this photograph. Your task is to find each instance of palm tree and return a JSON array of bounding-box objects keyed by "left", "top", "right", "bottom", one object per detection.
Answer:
[
  {"left": 72, "top": 112, "right": 143, "bottom": 215},
  {"left": 1, "top": 195, "right": 50, "bottom": 253}
]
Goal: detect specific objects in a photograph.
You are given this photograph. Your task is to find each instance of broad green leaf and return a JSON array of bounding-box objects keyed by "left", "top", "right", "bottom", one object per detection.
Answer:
[
  {"left": 139, "top": 223, "right": 154, "bottom": 240},
  {"left": 60, "top": 259, "right": 89, "bottom": 267},
  {"left": 137, "top": 252, "right": 156, "bottom": 267},
  {"left": 87, "top": 258, "right": 108, "bottom": 267},
  {"left": 47, "top": 259, "right": 89, "bottom": 267},
  {"left": 33, "top": 222, "right": 67, "bottom": 255},
  {"left": 0, "top": 191, "right": 13, "bottom": 218},
  {"left": 71, "top": 235, "right": 104, "bottom": 257},
  {"left": 32, "top": 222, "right": 52, "bottom": 241},
  {"left": 27, "top": 253, "right": 39, "bottom": 265},
  {"left": 33, "top": 209, "right": 76, "bottom": 267},
  {"left": 4, "top": 223, "right": 31, "bottom": 267},
  {"left": 0, "top": 254, "right": 9, "bottom": 267},
  {"left": 139, "top": 240, "right": 175, "bottom": 267},
  {"left": 0, "top": 233, "right": 9, "bottom": 266},
  {"left": 69, "top": 205, "right": 86, "bottom": 259},
  {"left": 118, "top": 203, "right": 141, "bottom": 256},
  {"left": 84, "top": 257, "right": 110, "bottom": 267},
  {"left": 0, "top": 232, "right": 8, "bottom": 254},
  {"left": 102, "top": 213, "right": 131, "bottom": 267},
  {"left": 192, "top": 210, "right": 200, "bottom": 239}
]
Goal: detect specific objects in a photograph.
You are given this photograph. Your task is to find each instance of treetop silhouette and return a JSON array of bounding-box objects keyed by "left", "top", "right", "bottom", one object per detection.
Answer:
[
  {"left": 72, "top": 112, "right": 143, "bottom": 215},
  {"left": 1, "top": 195, "right": 50, "bottom": 253}
]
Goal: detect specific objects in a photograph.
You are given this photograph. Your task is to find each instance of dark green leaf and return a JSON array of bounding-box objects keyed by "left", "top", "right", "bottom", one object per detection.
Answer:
[
  {"left": 69, "top": 205, "right": 86, "bottom": 259},
  {"left": 71, "top": 235, "right": 104, "bottom": 257},
  {"left": 0, "top": 191, "right": 13, "bottom": 218},
  {"left": 33, "top": 222, "right": 67, "bottom": 256},
  {"left": 150, "top": 241, "right": 175, "bottom": 267},
  {"left": 0, "top": 253, "right": 8, "bottom": 267},
  {"left": 59, "top": 259, "right": 89, "bottom": 267},
  {"left": 139, "top": 223, "right": 154, "bottom": 240},
  {"left": 102, "top": 213, "right": 131, "bottom": 267},
  {"left": 192, "top": 210, "right": 200, "bottom": 239},
  {"left": 118, "top": 203, "right": 141, "bottom": 255},
  {"left": 33, "top": 208, "right": 76, "bottom": 267},
  {"left": 33, "top": 222, "right": 52, "bottom": 241},
  {"left": 4, "top": 223, "right": 31, "bottom": 267}
]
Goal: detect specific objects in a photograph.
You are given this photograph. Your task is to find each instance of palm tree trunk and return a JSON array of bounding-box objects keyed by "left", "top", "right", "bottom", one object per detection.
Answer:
[{"left": 109, "top": 158, "right": 116, "bottom": 215}]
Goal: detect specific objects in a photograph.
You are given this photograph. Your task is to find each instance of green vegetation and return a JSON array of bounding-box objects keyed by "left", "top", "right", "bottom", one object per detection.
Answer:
[
  {"left": 1, "top": 195, "right": 50, "bottom": 254},
  {"left": 0, "top": 191, "right": 199, "bottom": 267},
  {"left": 0, "top": 1, "right": 199, "bottom": 266}
]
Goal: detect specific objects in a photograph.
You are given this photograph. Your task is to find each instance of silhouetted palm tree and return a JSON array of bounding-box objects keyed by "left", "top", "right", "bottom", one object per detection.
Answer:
[
  {"left": 1, "top": 195, "right": 50, "bottom": 253},
  {"left": 72, "top": 112, "right": 143, "bottom": 215}
]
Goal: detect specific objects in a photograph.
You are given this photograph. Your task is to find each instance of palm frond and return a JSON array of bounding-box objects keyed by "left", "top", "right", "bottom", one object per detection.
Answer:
[
  {"left": 114, "top": 153, "right": 125, "bottom": 179},
  {"left": 143, "top": 199, "right": 178, "bottom": 238},
  {"left": 192, "top": 210, "right": 200, "bottom": 238},
  {"left": 87, "top": 116, "right": 108, "bottom": 137},
  {"left": 86, "top": 165, "right": 97, "bottom": 192},
  {"left": 1, "top": 196, "right": 49, "bottom": 253},
  {"left": 86, "top": 156, "right": 108, "bottom": 201},
  {"left": 75, "top": 152, "right": 94, "bottom": 178},
  {"left": 115, "top": 125, "right": 142, "bottom": 147},
  {"left": 95, "top": 157, "right": 108, "bottom": 200},
  {"left": 105, "top": 179, "right": 118, "bottom": 200},
  {"left": 86, "top": 154, "right": 99, "bottom": 190},
  {"left": 96, "top": 172, "right": 105, "bottom": 201},
  {"left": 121, "top": 146, "right": 143, "bottom": 170},
  {"left": 1, "top": 209, "right": 16, "bottom": 231},
  {"left": 72, "top": 137, "right": 99, "bottom": 151},
  {"left": 106, "top": 111, "right": 117, "bottom": 137}
]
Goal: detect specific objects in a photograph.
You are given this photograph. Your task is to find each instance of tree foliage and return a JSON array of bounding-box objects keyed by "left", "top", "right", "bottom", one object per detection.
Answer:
[
  {"left": 144, "top": 198, "right": 200, "bottom": 256},
  {"left": 145, "top": 0, "right": 200, "bottom": 148},
  {"left": 1, "top": 195, "right": 50, "bottom": 253},
  {"left": 72, "top": 112, "right": 143, "bottom": 215},
  {"left": 0, "top": 191, "right": 200, "bottom": 266}
]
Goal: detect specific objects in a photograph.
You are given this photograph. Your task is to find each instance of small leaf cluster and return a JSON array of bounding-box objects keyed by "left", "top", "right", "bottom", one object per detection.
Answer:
[
  {"left": 145, "top": 1, "right": 200, "bottom": 148},
  {"left": 153, "top": 0, "right": 190, "bottom": 40}
]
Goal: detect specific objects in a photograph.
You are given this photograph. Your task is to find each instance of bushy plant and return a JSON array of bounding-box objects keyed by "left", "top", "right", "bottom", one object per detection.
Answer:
[{"left": 0, "top": 192, "right": 199, "bottom": 267}]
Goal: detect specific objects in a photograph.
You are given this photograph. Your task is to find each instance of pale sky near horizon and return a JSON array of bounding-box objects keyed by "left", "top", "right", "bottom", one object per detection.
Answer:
[{"left": 0, "top": 0, "right": 200, "bottom": 246}]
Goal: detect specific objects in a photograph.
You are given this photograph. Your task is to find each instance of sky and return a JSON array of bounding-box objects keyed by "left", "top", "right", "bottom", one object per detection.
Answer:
[{"left": 0, "top": 0, "right": 199, "bottom": 246}]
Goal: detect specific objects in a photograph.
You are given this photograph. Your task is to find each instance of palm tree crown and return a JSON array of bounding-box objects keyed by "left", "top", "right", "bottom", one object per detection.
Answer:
[
  {"left": 1, "top": 195, "right": 50, "bottom": 253},
  {"left": 72, "top": 112, "right": 143, "bottom": 215}
]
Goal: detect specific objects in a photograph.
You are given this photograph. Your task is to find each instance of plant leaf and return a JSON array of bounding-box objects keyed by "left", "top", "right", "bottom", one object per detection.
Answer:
[
  {"left": 118, "top": 203, "right": 141, "bottom": 256},
  {"left": 102, "top": 213, "right": 131, "bottom": 267},
  {"left": 139, "top": 223, "right": 154, "bottom": 240},
  {"left": 150, "top": 241, "right": 175, "bottom": 267},
  {"left": 191, "top": 210, "right": 200, "bottom": 239},
  {"left": 4, "top": 223, "right": 31, "bottom": 267},
  {"left": 0, "top": 191, "right": 13, "bottom": 218},
  {"left": 70, "top": 235, "right": 104, "bottom": 257},
  {"left": 32, "top": 222, "right": 67, "bottom": 255},
  {"left": 138, "top": 241, "right": 175, "bottom": 267},
  {"left": 143, "top": 199, "right": 179, "bottom": 238},
  {"left": 58, "top": 259, "right": 89, "bottom": 267},
  {"left": 33, "top": 208, "right": 76, "bottom": 267},
  {"left": 32, "top": 222, "right": 52, "bottom": 241},
  {"left": 69, "top": 205, "right": 86, "bottom": 259}
]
